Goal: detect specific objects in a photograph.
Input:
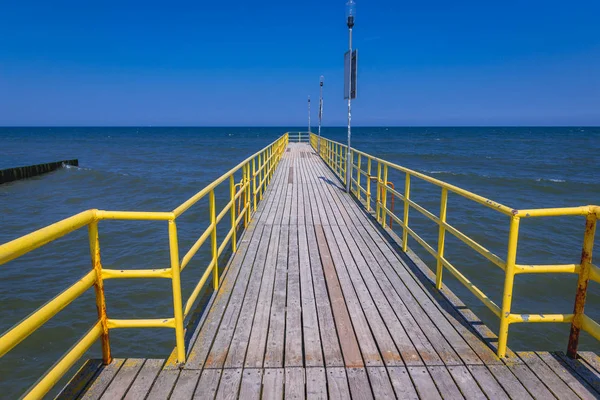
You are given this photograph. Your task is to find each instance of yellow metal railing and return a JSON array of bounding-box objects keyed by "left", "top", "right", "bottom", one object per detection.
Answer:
[
  {"left": 311, "top": 133, "right": 599, "bottom": 359},
  {"left": 0, "top": 134, "right": 288, "bottom": 399},
  {"left": 287, "top": 131, "right": 312, "bottom": 143}
]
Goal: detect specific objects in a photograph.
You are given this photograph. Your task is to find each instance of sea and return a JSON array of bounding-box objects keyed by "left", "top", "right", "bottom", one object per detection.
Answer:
[{"left": 0, "top": 126, "right": 599, "bottom": 398}]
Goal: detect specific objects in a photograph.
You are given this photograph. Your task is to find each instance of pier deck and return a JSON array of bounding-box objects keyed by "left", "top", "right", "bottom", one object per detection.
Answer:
[{"left": 67, "top": 144, "right": 600, "bottom": 399}]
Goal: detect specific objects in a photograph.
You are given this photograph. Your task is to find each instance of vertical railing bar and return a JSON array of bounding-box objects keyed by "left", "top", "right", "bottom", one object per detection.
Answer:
[
  {"left": 497, "top": 215, "right": 520, "bottom": 358},
  {"left": 357, "top": 153, "right": 362, "bottom": 200},
  {"left": 436, "top": 188, "right": 448, "bottom": 289},
  {"left": 376, "top": 162, "right": 382, "bottom": 223},
  {"left": 88, "top": 221, "right": 111, "bottom": 365},
  {"left": 168, "top": 219, "right": 186, "bottom": 363},
  {"left": 229, "top": 175, "right": 237, "bottom": 252},
  {"left": 210, "top": 189, "right": 219, "bottom": 290},
  {"left": 252, "top": 156, "right": 257, "bottom": 211},
  {"left": 366, "top": 157, "right": 372, "bottom": 211},
  {"left": 402, "top": 173, "right": 411, "bottom": 252},
  {"left": 382, "top": 165, "right": 389, "bottom": 228},
  {"left": 567, "top": 213, "right": 597, "bottom": 358}
]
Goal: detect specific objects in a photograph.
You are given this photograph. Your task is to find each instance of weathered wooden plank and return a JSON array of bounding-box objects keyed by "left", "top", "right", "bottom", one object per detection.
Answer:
[
  {"left": 537, "top": 352, "right": 600, "bottom": 399},
  {"left": 355, "top": 222, "right": 490, "bottom": 366},
  {"left": 408, "top": 366, "right": 442, "bottom": 400},
  {"left": 193, "top": 369, "right": 222, "bottom": 400},
  {"left": 298, "top": 223, "right": 324, "bottom": 367},
  {"left": 224, "top": 225, "right": 272, "bottom": 368},
  {"left": 580, "top": 351, "right": 600, "bottom": 375},
  {"left": 170, "top": 370, "right": 201, "bottom": 400},
  {"left": 556, "top": 351, "right": 600, "bottom": 394},
  {"left": 466, "top": 365, "right": 509, "bottom": 399},
  {"left": 427, "top": 366, "right": 464, "bottom": 400},
  {"left": 508, "top": 362, "right": 556, "bottom": 399},
  {"left": 244, "top": 225, "right": 281, "bottom": 368},
  {"left": 326, "top": 367, "right": 351, "bottom": 400},
  {"left": 387, "top": 366, "right": 419, "bottom": 400},
  {"left": 81, "top": 358, "right": 125, "bottom": 400},
  {"left": 306, "top": 224, "right": 344, "bottom": 367},
  {"left": 186, "top": 219, "right": 265, "bottom": 369},
  {"left": 204, "top": 225, "right": 266, "bottom": 369},
  {"left": 306, "top": 367, "right": 327, "bottom": 399},
  {"left": 518, "top": 351, "right": 579, "bottom": 399},
  {"left": 323, "top": 172, "right": 490, "bottom": 366},
  {"left": 264, "top": 225, "right": 289, "bottom": 368},
  {"left": 123, "top": 359, "right": 164, "bottom": 400},
  {"left": 285, "top": 224, "right": 303, "bottom": 367},
  {"left": 238, "top": 369, "right": 262, "bottom": 400},
  {"left": 447, "top": 366, "right": 486, "bottom": 400},
  {"left": 56, "top": 359, "right": 102, "bottom": 400},
  {"left": 146, "top": 369, "right": 179, "bottom": 400},
  {"left": 322, "top": 225, "right": 388, "bottom": 367},
  {"left": 214, "top": 368, "right": 243, "bottom": 400},
  {"left": 346, "top": 367, "right": 374, "bottom": 400},
  {"left": 344, "top": 224, "right": 461, "bottom": 367},
  {"left": 336, "top": 224, "right": 428, "bottom": 366},
  {"left": 314, "top": 224, "right": 364, "bottom": 368},
  {"left": 366, "top": 367, "right": 396, "bottom": 399},
  {"left": 262, "top": 368, "right": 284, "bottom": 400},
  {"left": 486, "top": 364, "right": 533, "bottom": 400},
  {"left": 285, "top": 367, "right": 305, "bottom": 399}
]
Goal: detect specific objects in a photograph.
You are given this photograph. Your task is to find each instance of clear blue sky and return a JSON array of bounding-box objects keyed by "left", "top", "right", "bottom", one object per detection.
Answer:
[{"left": 1, "top": 1, "right": 598, "bottom": 126}]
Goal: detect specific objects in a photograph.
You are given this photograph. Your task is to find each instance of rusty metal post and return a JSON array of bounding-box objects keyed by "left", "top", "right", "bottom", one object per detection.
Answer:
[
  {"left": 88, "top": 221, "right": 111, "bottom": 364},
  {"left": 567, "top": 213, "right": 597, "bottom": 358}
]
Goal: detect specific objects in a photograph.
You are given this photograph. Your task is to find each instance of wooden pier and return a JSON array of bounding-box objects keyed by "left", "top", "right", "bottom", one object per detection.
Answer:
[{"left": 62, "top": 144, "right": 600, "bottom": 399}]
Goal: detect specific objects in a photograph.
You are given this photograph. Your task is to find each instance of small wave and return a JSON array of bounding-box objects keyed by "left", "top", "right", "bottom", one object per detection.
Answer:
[{"left": 536, "top": 178, "right": 566, "bottom": 183}]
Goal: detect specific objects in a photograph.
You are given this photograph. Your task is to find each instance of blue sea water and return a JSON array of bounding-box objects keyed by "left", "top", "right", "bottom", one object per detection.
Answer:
[{"left": 0, "top": 126, "right": 599, "bottom": 398}]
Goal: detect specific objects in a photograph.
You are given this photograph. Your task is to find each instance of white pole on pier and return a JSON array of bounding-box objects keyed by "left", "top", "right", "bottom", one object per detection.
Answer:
[
  {"left": 318, "top": 76, "right": 324, "bottom": 154},
  {"left": 345, "top": 0, "right": 356, "bottom": 193}
]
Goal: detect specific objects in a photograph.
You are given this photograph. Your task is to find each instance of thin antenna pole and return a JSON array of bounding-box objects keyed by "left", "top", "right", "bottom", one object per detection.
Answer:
[{"left": 346, "top": 28, "right": 352, "bottom": 193}]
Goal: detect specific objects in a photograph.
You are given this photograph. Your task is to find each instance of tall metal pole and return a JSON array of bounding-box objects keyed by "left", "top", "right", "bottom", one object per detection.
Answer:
[
  {"left": 308, "top": 96, "right": 311, "bottom": 136},
  {"left": 318, "top": 76, "right": 323, "bottom": 154},
  {"left": 346, "top": 28, "right": 353, "bottom": 193}
]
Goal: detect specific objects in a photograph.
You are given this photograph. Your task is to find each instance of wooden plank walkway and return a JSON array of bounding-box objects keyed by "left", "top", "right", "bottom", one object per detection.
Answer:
[{"left": 64, "top": 143, "right": 600, "bottom": 399}]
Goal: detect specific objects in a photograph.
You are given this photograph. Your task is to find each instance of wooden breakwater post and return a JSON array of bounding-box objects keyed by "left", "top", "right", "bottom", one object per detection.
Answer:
[{"left": 0, "top": 160, "right": 78, "bottom": 184}]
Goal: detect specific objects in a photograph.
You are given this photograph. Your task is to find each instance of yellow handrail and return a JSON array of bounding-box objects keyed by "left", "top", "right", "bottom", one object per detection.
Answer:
[
  {"left": 311, "top": 133, "right": 599, "bottom": 359},
  {"left": 0, "top": 133, "right": 288, "bottom": 399}
]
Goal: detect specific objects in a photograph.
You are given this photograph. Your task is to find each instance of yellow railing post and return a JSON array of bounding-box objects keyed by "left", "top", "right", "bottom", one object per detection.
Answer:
[
  {"left": 229, "top": 175, "right": 237, "bottom": 253},
  {"left": 210, "top": 189, "right": 219, "bottom": 290},
  {"left": 376, "top": 162, "right": 382, "bottom": 223},
  {"left": 402, "top": 173, "right": 411, "bottom": 252},
  {"left": 252, "top": 156, "right": 257, "bottom": 211},
  {"left": 382, "top": 165, "right": 389, "bottom": 228},
  {"left": 168, "top": 219, "right": 186, "bottom": 363},
  {"left": 245, "top": 163, "right": 251, "bottom": 226},
  {"left": 567, "top": 212, "right": 597, "bottom": 358},
  {"left": 357, "top": 154, "right": 362, "bottom": 200},
  {"left": 345, "top": 147, "right": 350, "bottom": 186},
  {"left": 497, "top": 215, "right": 520, "bottom": 358},
  {"left": 259, "top": 152, "right": 263, "bottom": 201},
  {"left": 87, "top": 221, "right": 111, "bottom": 365},
  {"left": 436, "top": 188, "right": 448, "bottom": 289},
  {"left": 366, "top": 158, "right": 372, "bottom": 211}
]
